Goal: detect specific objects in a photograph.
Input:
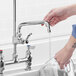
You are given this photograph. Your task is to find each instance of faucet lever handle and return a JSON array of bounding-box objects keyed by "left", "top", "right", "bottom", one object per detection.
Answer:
[
  {"left": 25, "top": 33, "right": 32, "bottom": 44},
  {"left": 26, "top": 33, "right": 32, "bottom": 40}
]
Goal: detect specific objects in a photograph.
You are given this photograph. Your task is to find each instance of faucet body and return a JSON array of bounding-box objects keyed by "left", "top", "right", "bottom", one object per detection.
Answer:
[
  {"left": 12, "top": 0, "right": 51, "bottom": 71},
  {"left": 12, "top": 20, "right": 51, "bottom": 70},
  {"left": 15, "top": 21, "right": 51, "bottom": 44},
  {"left": 17, "top": 21, "right": 51, "bottom": 35},
  {"left": 13, "top": 0, "right": 18, "bottom": 63},
  {"left": 0, "top": 0, "right": 51, "bottom": 74}
]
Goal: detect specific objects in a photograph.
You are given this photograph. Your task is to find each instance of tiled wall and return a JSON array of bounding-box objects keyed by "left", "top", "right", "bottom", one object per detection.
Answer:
[{"left": 0, "top": 0, "right": 76, "bottom": 44}]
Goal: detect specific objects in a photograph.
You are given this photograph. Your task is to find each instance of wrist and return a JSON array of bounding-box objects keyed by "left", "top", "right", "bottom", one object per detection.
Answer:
[
  {"left": 65, "top": 36, "right": 76, "bottom": 52},
  {"left": 67, "top": 4, "right": 76, "bottom": 16},
  {"left": 65, "top": 43, "right": 75, "bottom": 52}
]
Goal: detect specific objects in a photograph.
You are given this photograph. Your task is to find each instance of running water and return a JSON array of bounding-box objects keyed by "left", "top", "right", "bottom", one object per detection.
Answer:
[
  {"left": 39, "top": 28, "right": 59, "bottom": 76},
  {"left": 39, "top": 57, "right": 59, "bottom": 76},
  {"left": 39, "top": 24, "right": 75, "bottom": 76},
  {"left": 39, "top": 25, "right": 66, "bottom": 76},
  {"left": 49, "top": 32, "right": 52, "bottom": 58}
]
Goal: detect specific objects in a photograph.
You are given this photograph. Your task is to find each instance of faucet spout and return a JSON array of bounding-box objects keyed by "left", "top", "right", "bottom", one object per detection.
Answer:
[
  {"left": 45, "top": 21, "right": 51, "bottom": 33},
  {"left": 17, "top": 20, "right": 51, "bottom": 34}
]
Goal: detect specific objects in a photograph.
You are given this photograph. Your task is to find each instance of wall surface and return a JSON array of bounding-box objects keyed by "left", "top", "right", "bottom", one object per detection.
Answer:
[
  {"left": 0, "top": 0, "right": 76, "bottom": 44},
  {"left": 0, "top": 0, "right": 76, "bottom": 66}
]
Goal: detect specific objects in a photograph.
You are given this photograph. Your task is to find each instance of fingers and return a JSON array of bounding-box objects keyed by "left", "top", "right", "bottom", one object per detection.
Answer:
[
  {"left": 55, "top": 55, "right": 70, "bottom": 69},
  {"left": 49, "top": 17, "right": 60, "bottom": 26},
  {"left": 59, "top": 61, "right": 70, "bottom": 69},
  {"left": 55, "top": 57, "right": 70, "bottom": 69},
  {"left": 44, "top": 9, "right": 59, "bottom": 26},
  {"left": 60, "top": 64, "right": 64, "bottom": 69},
  {"left": 44, "top": 9, "right": 54, "bottom": 22},
  {"left": 42, "top": 10, "right": 54, "bottom": 26},
  {"left": 44, "top": 12, "right": 55, "bottom": 23},
  {"left": 65, "top": 60, "right": 70, "bottom": 67},
  {"left": 60, "top": 61, "right": 70, "bottom": 69},
  {"left": 44, "top": 11, "right": 60, "bottom": 26},
  {"left": 55, "top": 57, "right": 64, "bottom": 69}
]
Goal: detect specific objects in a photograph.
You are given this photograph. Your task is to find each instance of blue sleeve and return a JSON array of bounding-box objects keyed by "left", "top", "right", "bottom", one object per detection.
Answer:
[{"left": 72, "top": 24, "right": 76, "bottom": 38}]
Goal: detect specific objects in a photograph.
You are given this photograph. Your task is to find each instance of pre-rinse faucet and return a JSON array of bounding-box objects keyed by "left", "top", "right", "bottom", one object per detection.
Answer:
[
  {"left": 17, "top": 21, "right": 51, "bottom": 34},
  {"left": 0, "top": 0, "right": 51, "bottom": 74},
  {"left": 0, "top": 0, "right": 51, "bottom": 72},
  {"left": 12, "top": 20, "right": 51, "bottom": 70},
  {"left": 12, "top": 0, "right": 51, "bottom": 63},
  {"left": 15, "top": 21, "right": 51, "bottom": 44},
  {"left": 13, "top": 20, "right": 51, "bottom": 59}
]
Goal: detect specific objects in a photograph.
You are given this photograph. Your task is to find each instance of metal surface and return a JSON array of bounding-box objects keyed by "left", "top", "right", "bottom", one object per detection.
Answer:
[
  {"left": 17, "top": 21, "right": 51, "bottom": 33},
  {"left": 13, "top": 0, "right": 18, "bottom": 63},
  {"left": 17, "top": 21, "right": 51, "bottom": 42},
  {"left": 0, "top": 51, "right": 4, "bottom": 74},
  {"left": 5, "top": 58, "right": 27, "bottom": 65},
  {"left": 12, "top": 0, "right": 51, "bottom": 73}
]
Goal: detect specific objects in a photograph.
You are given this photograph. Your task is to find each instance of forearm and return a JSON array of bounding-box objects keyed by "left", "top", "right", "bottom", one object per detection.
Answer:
[
  {"left": 64, "top": 24, "right": 76, "bottom": 55},
  {"left": 65, "top": 36, "right": 76, "bottom": 52},
  {"left": 67, "top": 4, "right": 76, "bottom": 16}
]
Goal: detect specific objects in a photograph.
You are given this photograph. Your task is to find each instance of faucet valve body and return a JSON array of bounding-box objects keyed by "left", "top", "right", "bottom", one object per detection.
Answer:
[
  {"left": 12, "top": 20, "right": 51, "bottom": 71},
  {"left": 25, "top": 45, "right": 32, "bottom": 71}
]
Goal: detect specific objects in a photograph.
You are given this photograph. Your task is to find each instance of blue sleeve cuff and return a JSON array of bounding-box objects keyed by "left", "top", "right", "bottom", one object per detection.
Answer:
[{"left": 72, "top": 24, "right": 76, "bottom": 38}]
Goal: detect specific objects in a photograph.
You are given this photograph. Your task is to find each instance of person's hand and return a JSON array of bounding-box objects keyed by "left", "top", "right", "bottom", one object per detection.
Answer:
[
  {"left": 55, "top": 47, "right": 73, "bottom": 69},
  {"left": 54, "top": 36, "right": 75, "bottom": 69},
  {"left": 44, "top": 7, "right": 71, "bottom": 26}
]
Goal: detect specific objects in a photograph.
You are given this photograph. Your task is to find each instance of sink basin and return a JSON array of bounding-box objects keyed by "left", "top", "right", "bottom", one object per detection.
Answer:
[
  {"left": 3, "top": 67, "right": 67, "bottom": 76},
  {"left": 70, "top": 59, "right": 76, "bottom": 76},
  {"left": 4, "top": 68, "right": 39, "bottom": 76},
  {"left": 3, "top": 63, "right": 41, "bottom": 76},
  {"left": 73, "top": 63, "right": 76, "bottom": 76},
  {"left": 1, "top": 63, "right": 76, "bottom": 76}
]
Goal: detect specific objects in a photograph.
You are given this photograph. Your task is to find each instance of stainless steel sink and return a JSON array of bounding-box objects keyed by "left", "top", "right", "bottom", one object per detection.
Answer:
[
  {"left": 73, "top": 63, "right": 76, "bottom": 76},
  {"left": 0, "top": 65, "right": 67, "bottom": 76},
  {"left": 69, "top": 59, "right": 76, "bottom": 76},
  {"left": 58, "top": 70, "right": 68, "bottom": 76}
]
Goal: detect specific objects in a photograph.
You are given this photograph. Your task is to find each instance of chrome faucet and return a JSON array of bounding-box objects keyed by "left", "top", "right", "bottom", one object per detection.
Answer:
[
  {"left": 12, "top": 0, "right": 51, "bottom": 70},
  {"left": 13, "top": 20, "right": 51, "bottom": 70},
  {"left": 0, "top": 50, "right": 4, "bottom": 74},
  {"left": 13, "top": 20, "right": 51, "bottom": 62},
  {"left": 17, "top": 21, "right": 51, "bottom": 35},
  {"left": 15, "top": 21, "right": 51, "bottom": 44},
  {"left": 0, "top": 0, "right": 51, "bottom": 73}
]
